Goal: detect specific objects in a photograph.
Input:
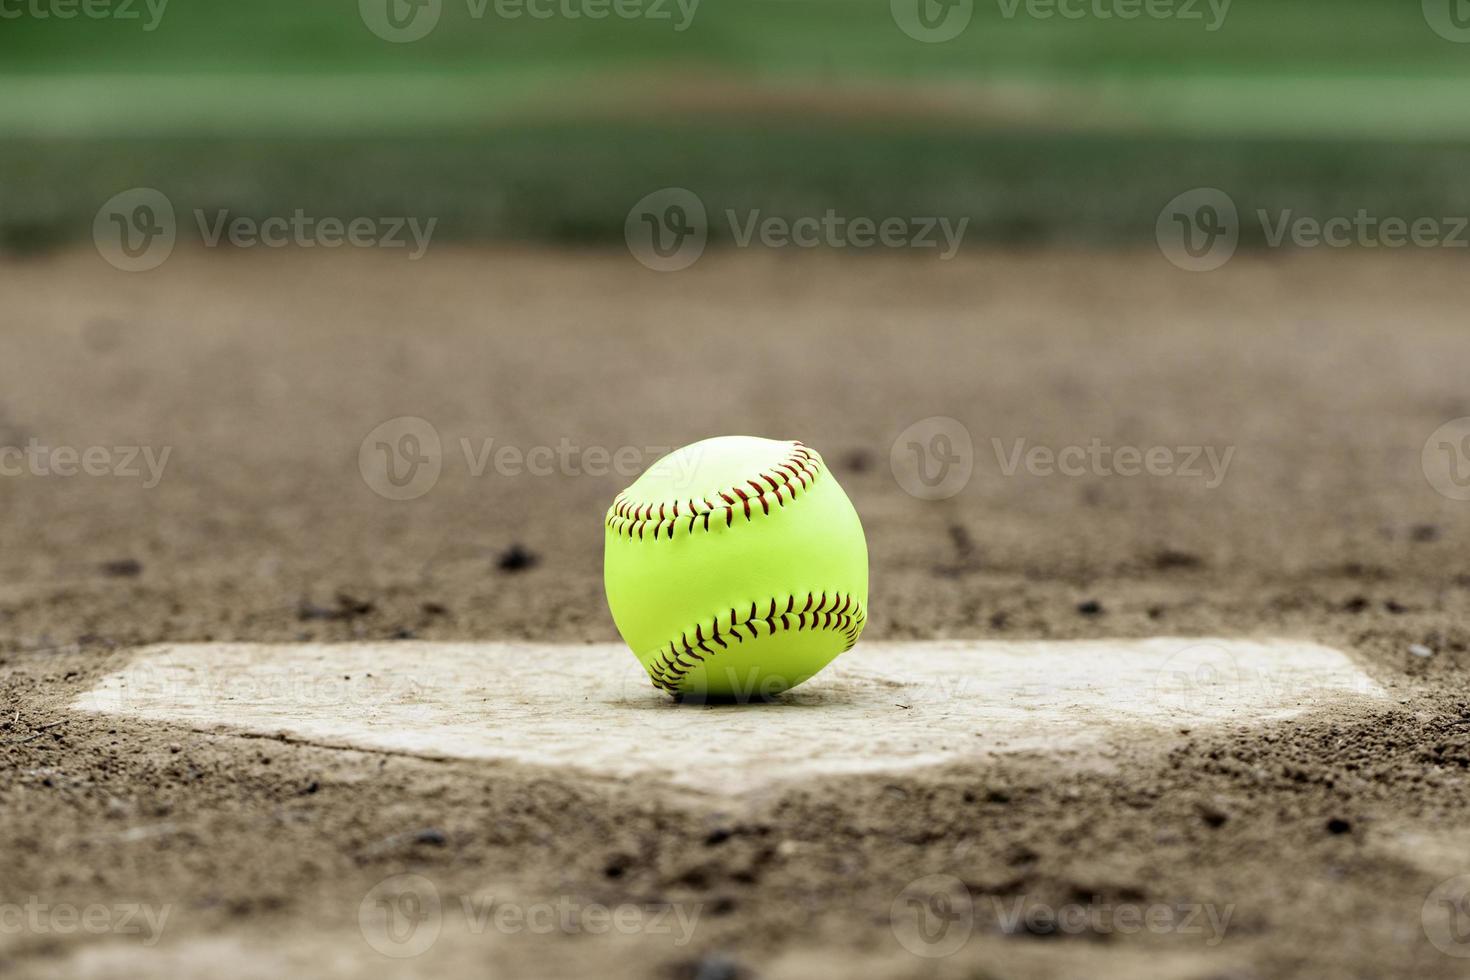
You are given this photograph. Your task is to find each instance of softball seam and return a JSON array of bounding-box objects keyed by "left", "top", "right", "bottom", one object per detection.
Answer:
[
  {"left": 606, "top": 443, "right": 822, "bottom": 541},
  {"left": 646, "top": 590, "right": 867, "bottom": 694}
]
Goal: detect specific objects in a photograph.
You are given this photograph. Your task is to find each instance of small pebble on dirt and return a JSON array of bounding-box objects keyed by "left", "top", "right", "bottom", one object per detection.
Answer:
[
  {"left": 497, "top": 544, "right": 539, "bottom": 573},
  {"left": 1410, "top": 523, "right": 1440, "bottom": 542},
  {"left": 100, "top": 559, "right": 142, "bottom": 578},
  {"left": 690, "top": 953, "right": 745, "bottom": 980}
]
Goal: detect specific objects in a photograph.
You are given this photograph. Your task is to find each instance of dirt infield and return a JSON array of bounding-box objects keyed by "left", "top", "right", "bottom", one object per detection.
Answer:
[{"left": 3, "top": 246, "right": 1470, "bottom": 978}]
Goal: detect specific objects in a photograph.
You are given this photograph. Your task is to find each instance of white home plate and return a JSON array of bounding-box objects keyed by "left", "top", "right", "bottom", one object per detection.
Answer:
[{"left": 74, "top": 639, "right": 1385, "bottom": 794}]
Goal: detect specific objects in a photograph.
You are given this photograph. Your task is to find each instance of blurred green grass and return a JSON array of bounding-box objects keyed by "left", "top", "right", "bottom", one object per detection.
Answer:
[
  {"left": 1, "top": 0, "right": 1463, "bottom": 79},
  {"left": 8, "top": 122, "right": 1470, "bottom": 252},
  {"left": 4, "top": 0, "right": 1470, "bottom": 248}
]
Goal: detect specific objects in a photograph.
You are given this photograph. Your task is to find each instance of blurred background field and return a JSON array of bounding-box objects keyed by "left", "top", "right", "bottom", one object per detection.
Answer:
[{"left": 4, "top": 0, "right": 1470, "bottom": 249}]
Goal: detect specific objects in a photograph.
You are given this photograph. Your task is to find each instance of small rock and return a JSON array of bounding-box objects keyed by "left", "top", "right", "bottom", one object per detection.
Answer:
[
  {"left": 413, "top": 828, "right": 447, "bottom": 846},
  {"left": 1152, "top": 549, "right": 1204, "bottom": 570},
  {"left": 691, "top": 953, "right": 744, "bottom": 980},
  {"left": 497, "top": 544, "right": 539, "bottom": 573},
  {"left": 1409, "top": 644, "right": 1434, "bottom": 659},
  {"left": 1076, "top": 600, "right": 1103, "bottom": 616},
  {"left": 1326, "top": 818, "right": 1352, "bottom": 835},
  {"left": 298, "top": 593, "right": 375, "bottom": 622},
  {"left": 1197, "top": 802, "right": 1229, "bottom": 828},
  {"left": 1410, "top": 523, "right": 1440, "bottom": 543}
]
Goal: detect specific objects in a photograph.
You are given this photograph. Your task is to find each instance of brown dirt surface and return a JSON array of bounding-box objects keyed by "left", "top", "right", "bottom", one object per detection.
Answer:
[{"left": 2, "top": 246, "right": 1470, "bottom": 978}]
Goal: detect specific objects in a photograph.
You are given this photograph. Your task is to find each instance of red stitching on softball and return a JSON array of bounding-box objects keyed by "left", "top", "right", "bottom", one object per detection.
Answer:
[
  {"left": 605, "top": 443, "right": 823, "bottom": 540},
  {"left": 645, "top": 590, "right": 867, "bottom": 694}
]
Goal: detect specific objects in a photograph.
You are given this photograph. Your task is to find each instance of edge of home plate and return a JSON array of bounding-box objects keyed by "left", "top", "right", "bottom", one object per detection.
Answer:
[{"left": 73, "top": 639, "right": 1388, "bottom": 795}]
